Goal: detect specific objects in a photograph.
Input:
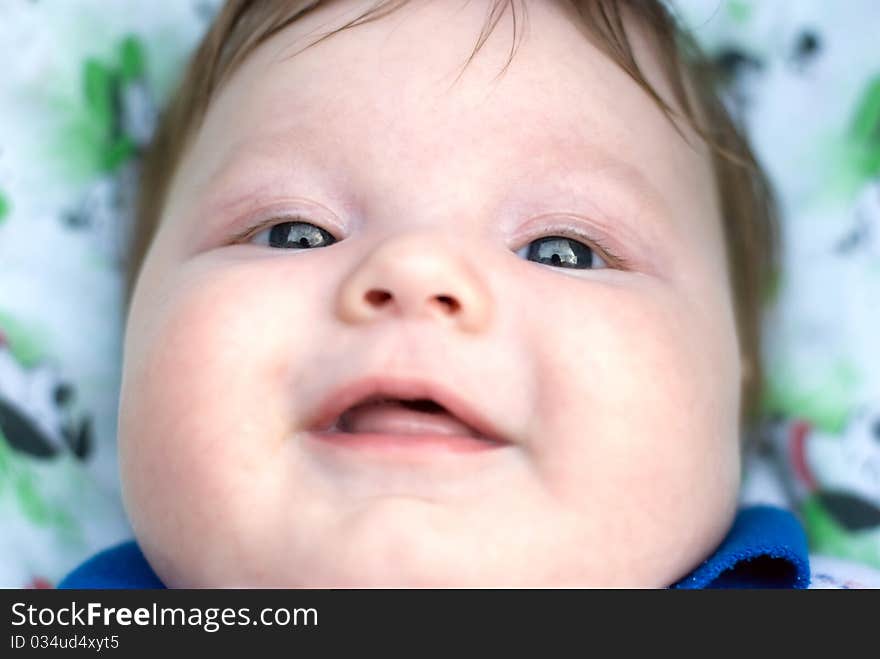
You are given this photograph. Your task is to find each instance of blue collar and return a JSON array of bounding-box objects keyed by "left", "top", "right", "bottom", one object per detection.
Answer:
[
  {"left": 57, "top": 505, "right": 810, "bottom": 589},
  {"left": 671, "top": 505, "right": 810, "bottom": 588}
]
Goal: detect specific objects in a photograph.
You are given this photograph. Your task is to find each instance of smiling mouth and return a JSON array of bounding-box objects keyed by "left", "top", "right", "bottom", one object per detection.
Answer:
[{"left": 313, "top": 398, "right": 509, "bottom": 453}]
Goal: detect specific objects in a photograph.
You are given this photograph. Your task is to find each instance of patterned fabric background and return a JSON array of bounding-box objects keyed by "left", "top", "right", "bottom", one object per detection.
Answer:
[{"left": 0, "top": 0, "right": 878, "bottom": 588}]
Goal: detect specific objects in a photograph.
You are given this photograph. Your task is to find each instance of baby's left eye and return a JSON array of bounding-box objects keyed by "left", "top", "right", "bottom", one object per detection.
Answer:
[
  {"left": 248, "top": 220, "right": 337, "bottom": 249},
  {"left": 515, "top": 236, "right": 608, "bottom": 270}
]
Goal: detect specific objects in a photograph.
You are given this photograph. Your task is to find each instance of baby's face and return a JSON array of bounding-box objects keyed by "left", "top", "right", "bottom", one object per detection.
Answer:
[{"left": 120, "top": 0, "right": 743, "bottom": 586}]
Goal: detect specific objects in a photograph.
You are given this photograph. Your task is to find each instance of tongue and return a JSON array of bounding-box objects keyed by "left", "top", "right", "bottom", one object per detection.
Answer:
[{"left": 338, "top": 401, "right": 481, "bottom": 438}]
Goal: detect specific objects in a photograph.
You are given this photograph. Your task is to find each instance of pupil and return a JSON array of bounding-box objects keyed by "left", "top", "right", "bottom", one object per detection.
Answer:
[
  {"left": 531, "top": 237, "right": 593, "bottom": 269},
  {"left": 269, "top": 222, "right": 331, "bottom": 249}
]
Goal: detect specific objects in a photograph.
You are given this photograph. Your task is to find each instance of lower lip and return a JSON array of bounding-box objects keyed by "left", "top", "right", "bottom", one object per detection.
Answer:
[{"left": 311, "top": 431, "right": 508, "bottom": 453}]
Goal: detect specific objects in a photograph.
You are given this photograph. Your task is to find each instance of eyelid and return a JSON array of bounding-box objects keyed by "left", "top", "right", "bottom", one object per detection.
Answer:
[
  {"left": 234, "top": 214, "right": 303, "bottom": 243},
  {"left": 518, "top": 219, "right": 632, "bottom": 270},
  {"left": 230, "top": 207, "right": 632, "bottom": 270},
  {"left": 231, "top": 209, "right": 341, "bottom": 244}
]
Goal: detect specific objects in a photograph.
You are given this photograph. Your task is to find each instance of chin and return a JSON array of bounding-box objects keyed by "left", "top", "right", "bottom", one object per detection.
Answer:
[{"left": 291, "top": 555, "right": 482, "bottom": 589}]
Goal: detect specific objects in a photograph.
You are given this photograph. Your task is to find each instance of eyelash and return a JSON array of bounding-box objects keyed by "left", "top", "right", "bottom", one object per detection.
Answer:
[
  {"left": 526, "top": 225, "right": 631, "bottom": 270},
  {"left": 237, "top": 214, "right": 632, "bottom": 270}
]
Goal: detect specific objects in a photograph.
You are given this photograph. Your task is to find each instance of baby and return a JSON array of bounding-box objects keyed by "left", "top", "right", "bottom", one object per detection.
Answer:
[{"left": 59, "top": 0, "right": 810, "bottom": 588}]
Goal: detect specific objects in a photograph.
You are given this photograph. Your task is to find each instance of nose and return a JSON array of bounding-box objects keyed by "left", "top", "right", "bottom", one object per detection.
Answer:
[{"left": 336, "top": 231, "right": 493, "bottom": 333}]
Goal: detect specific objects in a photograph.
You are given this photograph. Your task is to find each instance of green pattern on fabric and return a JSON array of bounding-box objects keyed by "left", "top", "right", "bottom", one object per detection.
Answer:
[
  {"left": 83, "top": 60, "right": 113, "bottom": 146},
  {"left": 0, "top": 434, "right": 10, "bottom": 487},
  {"left": 83, "top": 58, "right": 136, "bottom": 172},
  {"left": 56, "top": 34, "right": 145, "bottom": 181},
  {"left": 849, "top": 75, "right": 880, "bottom": 180},
  {"left": 825, "top": 76, "right": 880, "bottom": 202},
  {"left": 726, "top": 0, "right": 752, "bottom": 24},
  {"left": 103, "top": 136, "right": 136, "bottom": 172},
  {"left": 0, "top": 441, "right": 75, "bottom": 532},
  {"left": 0, "top": 191, "right": 10, "bottom": 224},
  {"left": 119, "top": 35, "right": 146, "bottom": 82},
  {"left": 0, "top": 312, "right": 47, "bottom": 369},
  {"left": 803, "top": 496, "right": 880, "bottom": 570},
  {"left": 763, "top": 361, "right": 860, "bottom": 435}
]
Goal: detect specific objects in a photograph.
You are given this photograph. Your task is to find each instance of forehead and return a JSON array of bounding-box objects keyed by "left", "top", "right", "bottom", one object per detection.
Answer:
[{"left": 172, "top": 0, "right": 719, "bottom": 249}]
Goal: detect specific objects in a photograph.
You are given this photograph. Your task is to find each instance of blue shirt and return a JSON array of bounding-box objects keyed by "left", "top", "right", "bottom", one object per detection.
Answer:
[{"left": 56, "top": 505, "right": 810, "bottom": 589}]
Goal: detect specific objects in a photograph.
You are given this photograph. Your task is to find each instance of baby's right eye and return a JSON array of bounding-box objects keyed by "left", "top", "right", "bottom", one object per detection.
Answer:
[{"left": 248, "top": 219, "right": 338, "bottom": 249}]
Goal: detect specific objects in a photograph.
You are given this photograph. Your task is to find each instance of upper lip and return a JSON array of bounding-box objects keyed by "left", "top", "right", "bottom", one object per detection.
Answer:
[{"left": 305, "top": 375, "right": 511, "bottom": 444}]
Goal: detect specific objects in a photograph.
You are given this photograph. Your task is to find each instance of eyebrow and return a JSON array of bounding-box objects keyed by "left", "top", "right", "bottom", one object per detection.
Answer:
[
  {"left": 508, "top": 136, "right": 674, "bottom": 223},
  {"left": 581, "top": 156, "right": 667, "bottom": 213},
  {"left": 194, "top": 131, "right": 675, "bottom": 242},
  {"left": 194, "top": 140, "right": 352, "bottom": 219}
]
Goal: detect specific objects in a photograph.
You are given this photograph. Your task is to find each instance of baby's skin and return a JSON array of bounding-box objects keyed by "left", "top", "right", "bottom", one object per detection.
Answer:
[{"left": 119, "top": 0, "right": 743, "bottom": 587}]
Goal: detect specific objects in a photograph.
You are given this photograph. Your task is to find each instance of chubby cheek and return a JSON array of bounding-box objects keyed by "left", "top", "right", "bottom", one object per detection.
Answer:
[
  {"left": 527, "top": 274, "right": 741, "bottom": 569},
  {"left": 118, "top": 261, "right": 310, "bottom": 584}
]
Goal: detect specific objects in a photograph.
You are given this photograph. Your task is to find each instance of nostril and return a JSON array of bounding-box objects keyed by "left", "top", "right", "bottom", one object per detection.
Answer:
[
  {"left": 435, "top": 295, "right": 460, "bottom": 313},
  {"left": 872, "top": 419, "right": 880, "bottom": 442},
  {"left": 365, "top": 289, "right": 392, "bottom": 306}
]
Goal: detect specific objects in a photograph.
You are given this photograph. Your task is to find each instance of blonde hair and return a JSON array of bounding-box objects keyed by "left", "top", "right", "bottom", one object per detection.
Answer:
[{"left": 126, "top": 0, "right": 780, "bottom": 430}]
